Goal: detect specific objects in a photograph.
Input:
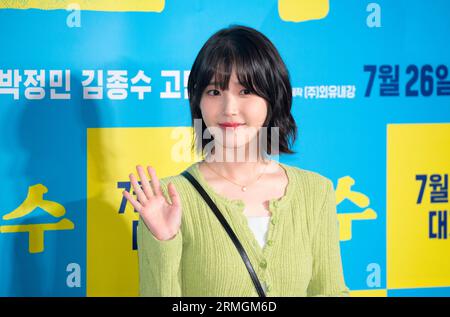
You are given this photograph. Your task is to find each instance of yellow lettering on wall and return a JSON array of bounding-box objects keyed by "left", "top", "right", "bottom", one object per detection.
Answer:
[
  {"left": 0, "top": 0, "right": 165, "bottom": 12},
  {"left": 278, "top": 0, "right": 329, "bottom": 23}
]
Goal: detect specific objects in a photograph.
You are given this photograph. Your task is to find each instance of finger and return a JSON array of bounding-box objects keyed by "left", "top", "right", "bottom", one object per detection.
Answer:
[
  {"left": 129, "top": 173, "right": 147, "bottom": 204},
  {"left": 167, "top": 182, "right": 181, "bottom": 208},
  {"left": 122, "top": 189, "right": 142, "bottom": 213},
  {"left": 147, "top": 166, "right": 163, "bottom": 196},
  {"left": 136, "top": 165, "right": 154, "bottom": 199}
]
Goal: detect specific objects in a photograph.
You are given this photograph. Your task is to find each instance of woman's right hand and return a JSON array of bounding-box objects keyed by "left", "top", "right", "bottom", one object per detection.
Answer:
[{"left": 122, "top": 165, "right": 182, "bottom": 241}]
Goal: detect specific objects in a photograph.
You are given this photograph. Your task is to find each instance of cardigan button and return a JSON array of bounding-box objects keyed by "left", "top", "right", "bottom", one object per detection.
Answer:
[
  {"left": 266, "top": 240, "right": 274, "bottom": 246},
  {"left": 259, "top": 259, "right": 267, "bottom": 269},
  {"left": 271, "top": 218, "right": 277, "bottom": 225}
]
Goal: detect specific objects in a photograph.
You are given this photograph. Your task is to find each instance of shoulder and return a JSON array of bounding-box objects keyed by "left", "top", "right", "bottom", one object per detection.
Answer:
[
  {"left": 157, "top": 171, "right": 192, "bottom": 196},
  {"left": 283, "top": 163, "right": 337, "bottom": 235},
  {"left": 282, "top": 162, "right": 335, "bottom": 215},
  {"left": 283, "top": 162, "right": 333, "bottom": 193},
  {"left": 154, "top": 164, "right": 201, "bottom": 204}
]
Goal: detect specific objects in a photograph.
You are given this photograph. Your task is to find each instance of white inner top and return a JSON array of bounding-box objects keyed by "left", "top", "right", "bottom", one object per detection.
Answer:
[
  {"left": 245, "top": 215, "right": 271, "bottom": 249},
  {"left": 245, "top": 215, "right": 271, "bottom": 292}
]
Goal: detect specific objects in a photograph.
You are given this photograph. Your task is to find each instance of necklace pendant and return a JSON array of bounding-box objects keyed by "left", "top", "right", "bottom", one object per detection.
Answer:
[{"left": 241, "top": 186, "right": 247, "bottom": 192}]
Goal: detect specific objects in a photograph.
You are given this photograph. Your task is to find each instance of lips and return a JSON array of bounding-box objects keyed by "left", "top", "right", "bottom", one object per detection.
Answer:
[{"left": 219, "top": 122, "right": 245, "bottom": 128}]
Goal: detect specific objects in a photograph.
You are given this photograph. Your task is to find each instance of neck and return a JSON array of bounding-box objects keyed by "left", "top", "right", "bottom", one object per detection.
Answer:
[{"left": 202, "top": 145, "right": 271, "bottom": 181}]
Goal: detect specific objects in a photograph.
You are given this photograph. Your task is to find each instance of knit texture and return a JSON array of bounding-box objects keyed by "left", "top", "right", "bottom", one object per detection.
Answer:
[{"left": 137, "top": 161, "right": 350, "bottom": 297}]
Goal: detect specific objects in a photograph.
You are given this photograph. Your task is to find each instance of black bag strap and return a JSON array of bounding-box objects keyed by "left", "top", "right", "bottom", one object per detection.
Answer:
[{"left": 180, "top": 170, "right": 267, "bottom": 297}]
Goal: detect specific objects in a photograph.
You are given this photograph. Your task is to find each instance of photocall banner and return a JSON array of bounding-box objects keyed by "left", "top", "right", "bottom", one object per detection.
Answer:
[{"left": 0, "top": 0, "right": 449, "bottom": 297}]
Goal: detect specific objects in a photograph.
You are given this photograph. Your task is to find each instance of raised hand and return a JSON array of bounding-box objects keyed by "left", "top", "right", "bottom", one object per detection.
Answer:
[{"left": 123, "top": 165, "right": 182, "bottom": 241}]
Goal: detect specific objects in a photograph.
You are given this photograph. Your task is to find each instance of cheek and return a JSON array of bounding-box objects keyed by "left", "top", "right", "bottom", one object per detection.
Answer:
[
  {"left": 199, "top": 101, "right": 216, "bottom": 124},
  {"left": 245, "top": 99, "right": 268, "bottom": 125}
]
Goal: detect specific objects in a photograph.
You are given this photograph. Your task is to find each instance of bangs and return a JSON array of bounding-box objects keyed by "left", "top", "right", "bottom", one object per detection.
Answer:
[{"left": 200, "top": 43, "right": 266, "bottom": 98}]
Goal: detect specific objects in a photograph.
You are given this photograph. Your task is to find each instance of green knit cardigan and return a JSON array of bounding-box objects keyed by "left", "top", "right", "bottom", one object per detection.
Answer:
[{"left": 137, "top": 161, "right": 350, "bottom": 297}]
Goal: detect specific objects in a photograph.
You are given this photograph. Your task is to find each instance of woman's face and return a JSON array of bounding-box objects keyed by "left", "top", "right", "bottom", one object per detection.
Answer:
[{"left": 199, "top": 68, "right": 268, "bottom": 159}]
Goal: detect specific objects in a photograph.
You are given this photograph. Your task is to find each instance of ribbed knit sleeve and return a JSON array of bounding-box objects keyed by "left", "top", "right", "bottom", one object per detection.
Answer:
[
  {"left": 137, "top": 180, "right": 183, "bottom": 297},
  {"left": 306, "top": 178, "right": 350, "bottom": 297}
]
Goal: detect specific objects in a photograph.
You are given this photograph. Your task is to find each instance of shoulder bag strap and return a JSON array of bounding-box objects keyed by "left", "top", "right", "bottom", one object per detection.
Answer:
[{"left": 180, "top": 170, "right": 267, "bottom": 297}]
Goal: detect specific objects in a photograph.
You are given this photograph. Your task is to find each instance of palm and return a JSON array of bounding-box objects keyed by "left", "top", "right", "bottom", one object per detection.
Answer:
[
  {"left": 141, "top": 194, "right": 181, "bottom": 240},
  {"left": 123, "top": 165, "right": 182, "bottom": 241}
]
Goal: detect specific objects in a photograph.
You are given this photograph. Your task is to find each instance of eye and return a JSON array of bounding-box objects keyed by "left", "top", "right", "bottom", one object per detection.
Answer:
[
  {"left": 240, "top": 89, "right": 252, "bottom": 95},
  {"left": 206, "top": 89, "right": 220, "bottom": 96}
]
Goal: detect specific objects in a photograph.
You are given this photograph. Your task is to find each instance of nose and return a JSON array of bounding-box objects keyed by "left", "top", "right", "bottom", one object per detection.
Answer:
[{"left": 222, "top": 92, "right": 238, "bottom": 116}]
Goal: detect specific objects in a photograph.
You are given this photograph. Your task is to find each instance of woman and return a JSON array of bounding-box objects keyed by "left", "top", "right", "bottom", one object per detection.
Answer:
[{"left": 123, "top": 25, "right": 350, "bottom": 297}]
